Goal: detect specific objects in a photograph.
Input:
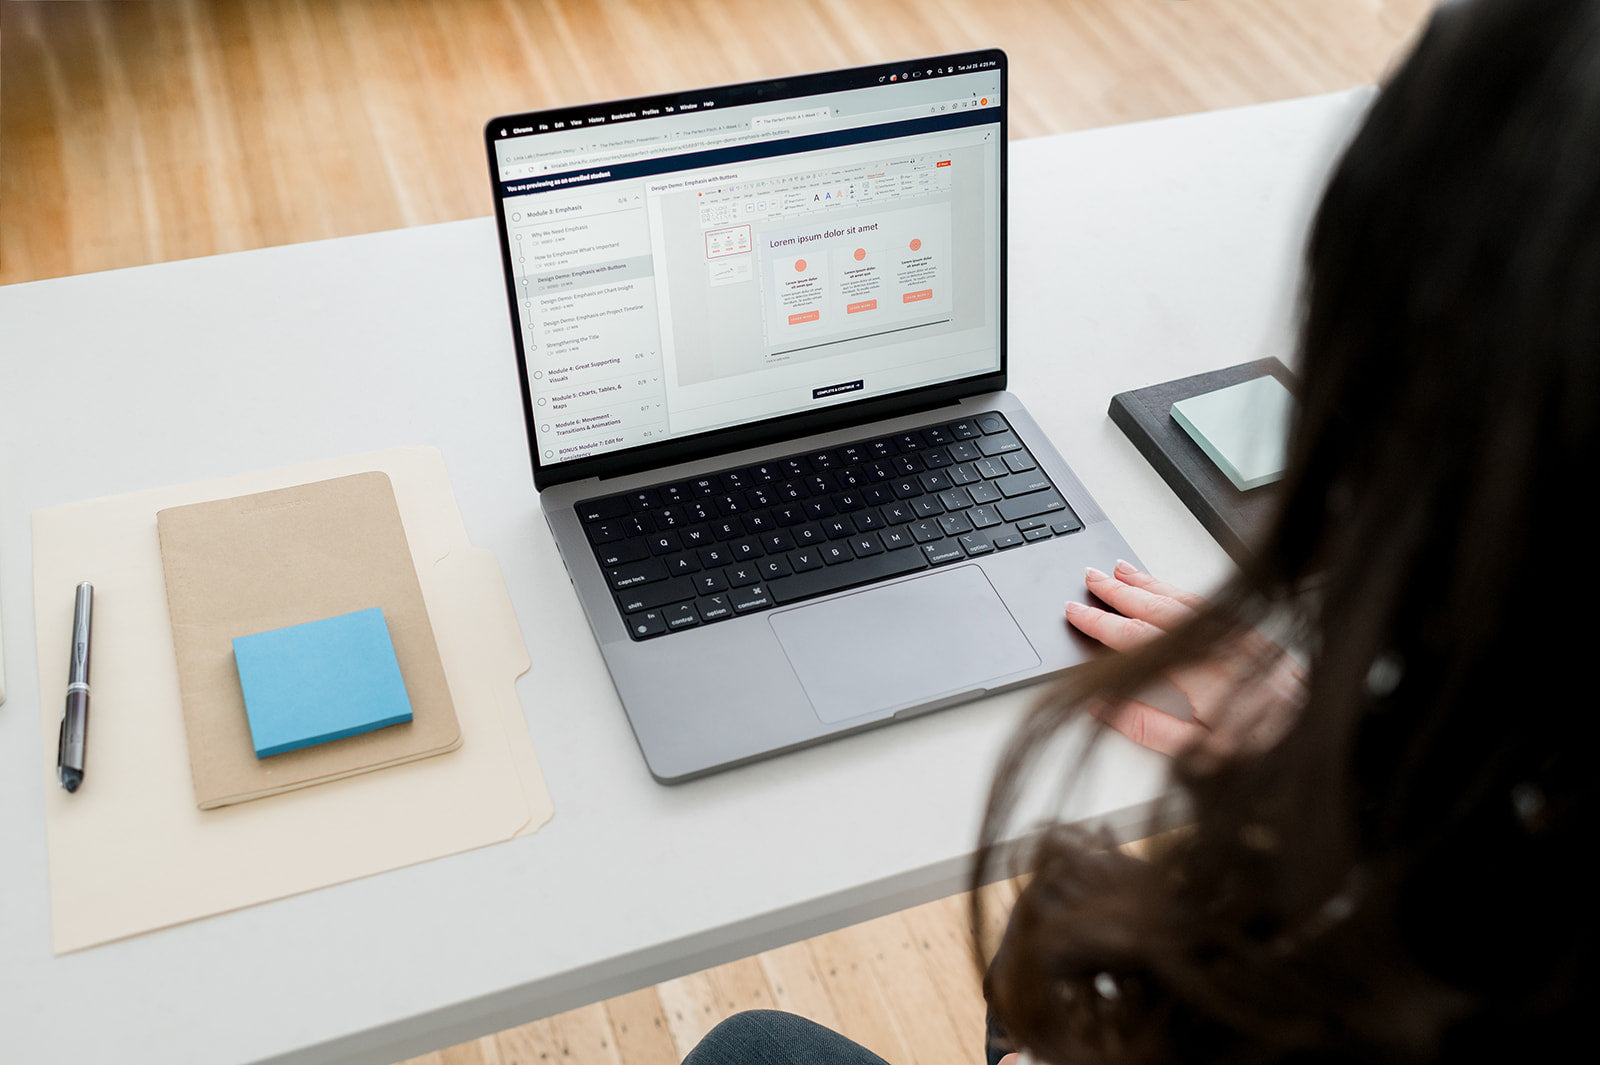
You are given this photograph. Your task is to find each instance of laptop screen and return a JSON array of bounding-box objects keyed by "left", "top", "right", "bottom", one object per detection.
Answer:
[{"left": 488, "top": 51, "right": 1006, "bottom": 480}]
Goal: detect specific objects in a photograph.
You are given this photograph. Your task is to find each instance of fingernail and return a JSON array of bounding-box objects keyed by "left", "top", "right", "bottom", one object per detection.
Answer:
[
  {"left": 1065, "top": 600, "right": 1086, "bottom": 614},
  {"left": 1115, "top": 558, "right": 1138, "bottom": 575},
  {"left": 1086, "top": 566, "right": 1109, "bottom": 581}
]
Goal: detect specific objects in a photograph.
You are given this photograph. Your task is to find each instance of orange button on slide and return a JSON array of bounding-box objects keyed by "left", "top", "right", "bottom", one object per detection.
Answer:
[
  {"left": 847, "top": 300, "right": 877, "bottom": 314},
  {"left": 788, "top": 310, "right": 821, "bottom": 324},
  {"left": 902, "top": 289, "right": 933, "bottom": 304}
]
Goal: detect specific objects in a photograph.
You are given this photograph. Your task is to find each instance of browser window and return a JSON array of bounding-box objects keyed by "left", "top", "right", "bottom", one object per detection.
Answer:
[{"left": 490, "top": 59, "right": 1004, "bottom": 467}]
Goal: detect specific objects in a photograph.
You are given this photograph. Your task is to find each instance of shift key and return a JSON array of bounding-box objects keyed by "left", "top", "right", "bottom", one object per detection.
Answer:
[
  {"left": 995, "top": 490, "right": 1073, "bottom": 523},
  {"left": 617, "top": 576, "right": 696, "bottom": 613}
]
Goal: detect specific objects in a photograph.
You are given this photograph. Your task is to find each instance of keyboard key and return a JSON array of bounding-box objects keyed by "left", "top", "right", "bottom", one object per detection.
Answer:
[
  {"left": 850, "top": 534, "right": 885, "bottom": 557},
  {"left": 1004, "top": 451, "right": 1038, "bottom": 473},
  {"left": 579, "top": 496, "right": 631, "bottom": 523},
  {"left": 789, "top": 547, "right": 825, "bottom": 572},
  {"left": 731, "top": 584, "right": 774, "bottom": 612},
  {"left": 698, "top": 545, "right": 733, "bottom": 567},
  {"left": 629, "top": 611, "right": 668, "bottom": 638},
  {"left": 808, "top": 450, "right": 841, "bottom": 471},
  {"left": 959, "top": 533, "right": 995, "bottom": 556},
  {"left": 863, "top": 483, "right": 896, "bottom": 504},
  {"left": 697, "top": 595, "right": 734, "bottom": 623},
  {"left": 938, "top": 513, "right": 974, "bottom": 536},
  {"left": 969, "top": 504, "right": 1004, "bottom": 527},
  {"left": 759, "top": 556, "right": 792, "bottom": 579},
  {"left": 852, "top": 509, "right": 886, "bottom": 532},
  {"left": 647, "top": 532, "right": 681, "bottom": 555},
  {"left": 993, "top": 531, "right": 1024, "bottom": 550},
  {"left": 976, "top": 412, "right": 1010, "bottom": 434},
  {"left": 770, "top": 546, "right": 929, "bottom": 604},
  {"left": 833, "top": 490, "right": 866, "bottom": 512},
  {"left": 1052, "top": 515, "right": 1085, "bottom": 535},
  {"left": 949, "top": 419, "right": 984, "bottom": 440},
  {"left": 939, "top": 487, "right": 974, "bottom": 510},
  {"left": 608, "top": 558, "right": 666, "bottom": 589},
  {"left": 968, "top": 481, "right": 1003, "bottom": 505},
  {"left": 726, "top": 563, "right": 761, "bottom": 587},
  {"left": 881, "top": 527, "right": 916, "bottom": 550},
  {"left": 977, "top": 432, "right": 1023, "bottom": 457},
  {"left": 821, "top": 543, "right": 854, "bottom": 565},
  {"left": 995, "top": 491, "right": 1071, "bottom": 523},
  {"left": 597, "top": 539, "right": 650, "bottom": 567},
  {"left": 923, "top": 541, "right": 965, "bottom": 565},
  {"left": 617, "top": 577, "right": 695, "bottom": 614},
  {"left": 664, "top": 553, "right": 701, "bottom": 577},
  {"left": 910, "top": 519, "right": 943, "bottom": 543},
  {"left": 692, "top": 571, "right": 729, "bottom": 594},
  {"left": 628, "top": 488, "right": 663, "bottom": 510},
  {"left": 664, "top": 603, "right": 700, "bottom": 631},
  {"left": 948, "top": 441, "right": 983, "bottom": 463},
  {"left": 762, "top": 530, "right": 797, "bottom": 553},
  {"left": 975, "top": 457, "right": 1010, "bottom": 479},
  {"left": 1024, "top": 526, "right": 1053, "bottom": 542},
  {"left": 995, "top": 472, "right": 1053, "bottom": 498}
]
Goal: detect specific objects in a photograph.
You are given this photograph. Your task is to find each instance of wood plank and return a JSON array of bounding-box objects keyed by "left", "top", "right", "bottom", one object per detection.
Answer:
[{"left": 603, "top": 988, "right": 682, "bottom": 1065}]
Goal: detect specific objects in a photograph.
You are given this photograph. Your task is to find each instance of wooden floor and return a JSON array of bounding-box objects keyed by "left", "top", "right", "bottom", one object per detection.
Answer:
[{"left": 0, "top": 2, "right": 1430, "bottom": 1063}]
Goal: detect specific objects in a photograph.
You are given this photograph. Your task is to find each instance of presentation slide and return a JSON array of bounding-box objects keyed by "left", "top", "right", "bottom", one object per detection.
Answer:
[{"left": 760, "top": 201, "right": 952, "bottom": 357}]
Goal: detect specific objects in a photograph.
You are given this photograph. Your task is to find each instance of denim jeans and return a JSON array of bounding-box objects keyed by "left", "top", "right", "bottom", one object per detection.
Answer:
[
  {"left": 681, "top": 1009, "right": 1012, "bottom": 1065},
  {"left": 682, "top": 1011, "right": 891, "bottom": 1065}
]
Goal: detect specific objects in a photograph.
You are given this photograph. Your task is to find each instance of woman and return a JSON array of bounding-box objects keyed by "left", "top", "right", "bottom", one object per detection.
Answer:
[{"left": 688, "top": 0, "right": 1598, "bottom": 1061}]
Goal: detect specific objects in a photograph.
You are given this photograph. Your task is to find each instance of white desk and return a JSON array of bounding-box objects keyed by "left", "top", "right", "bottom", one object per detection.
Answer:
[{"left": 0, "top": 90, "right": 1367, "bottom": 1065}]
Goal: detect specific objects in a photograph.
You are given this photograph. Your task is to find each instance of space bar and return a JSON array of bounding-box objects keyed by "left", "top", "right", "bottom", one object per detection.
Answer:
[{"left": 769, "top": 548, "right": 931, "bottom": 605}]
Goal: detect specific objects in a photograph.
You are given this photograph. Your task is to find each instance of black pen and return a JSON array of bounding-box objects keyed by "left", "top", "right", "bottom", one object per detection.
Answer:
[{"left": 57, "top": 582, "right": 93, "bottom": 793}]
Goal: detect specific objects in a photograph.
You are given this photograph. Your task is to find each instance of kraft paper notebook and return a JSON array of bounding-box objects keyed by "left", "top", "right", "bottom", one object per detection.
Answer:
[
  {"left": 156, "top": 472, "right": 461, "bottom": 809},
  {"left": 33, "top": 448, "right": 553, "bottom": 954}
]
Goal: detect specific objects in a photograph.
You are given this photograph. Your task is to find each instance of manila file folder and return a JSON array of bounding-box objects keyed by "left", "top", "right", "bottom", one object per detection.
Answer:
[{"left": 156, "top": 471, "right": 461, "bottom": 808}]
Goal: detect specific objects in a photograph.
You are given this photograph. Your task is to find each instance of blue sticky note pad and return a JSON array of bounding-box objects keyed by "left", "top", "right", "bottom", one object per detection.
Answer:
[{"left": 233, "top": 608, "right": 413, "bottom": 758}]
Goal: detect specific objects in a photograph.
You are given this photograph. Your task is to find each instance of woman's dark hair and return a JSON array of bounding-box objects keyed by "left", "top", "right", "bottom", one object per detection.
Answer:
[{"left": 974, "top": 1, "right": 1600, "bottom": 1060}]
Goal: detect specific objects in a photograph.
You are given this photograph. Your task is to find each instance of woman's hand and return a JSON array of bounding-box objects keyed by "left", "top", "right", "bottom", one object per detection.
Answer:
[{"left": 1064, "top": 560, "right": 1304, "bottom": 757}]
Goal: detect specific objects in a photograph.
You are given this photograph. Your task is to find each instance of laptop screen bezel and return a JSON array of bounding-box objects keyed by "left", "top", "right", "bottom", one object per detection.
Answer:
[{"left": 485, "top": 49, "right": 1009, "bottom": 492}]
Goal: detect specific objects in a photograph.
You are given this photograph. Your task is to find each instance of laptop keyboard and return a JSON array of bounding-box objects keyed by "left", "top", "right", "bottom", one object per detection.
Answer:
[{"left": 577, "top": 411, "right": 1083, "bottom": 640}]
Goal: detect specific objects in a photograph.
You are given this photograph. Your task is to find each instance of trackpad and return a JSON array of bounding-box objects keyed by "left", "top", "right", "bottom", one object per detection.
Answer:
[{"left": 770, "top": 565, "right": 1040, "bottom": 725}]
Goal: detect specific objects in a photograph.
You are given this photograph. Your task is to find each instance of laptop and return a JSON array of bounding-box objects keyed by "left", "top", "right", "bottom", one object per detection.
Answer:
[{"left": 485, "top": 49, "right": 1139, "bottom": 782}]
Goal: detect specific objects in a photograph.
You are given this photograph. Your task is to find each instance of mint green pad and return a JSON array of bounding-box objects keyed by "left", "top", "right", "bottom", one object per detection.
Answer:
[
  {"left": 1170, "top": 374, "right": 1294, "bottom": 491},
  {"left": 232, "top": 608, "right": 413, "bottom": 758}
]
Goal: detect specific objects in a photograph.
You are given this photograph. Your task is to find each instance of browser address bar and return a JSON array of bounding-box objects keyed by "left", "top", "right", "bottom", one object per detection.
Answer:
[{"left": 510, "top": 99, "right": 991, "bottom": 176}]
